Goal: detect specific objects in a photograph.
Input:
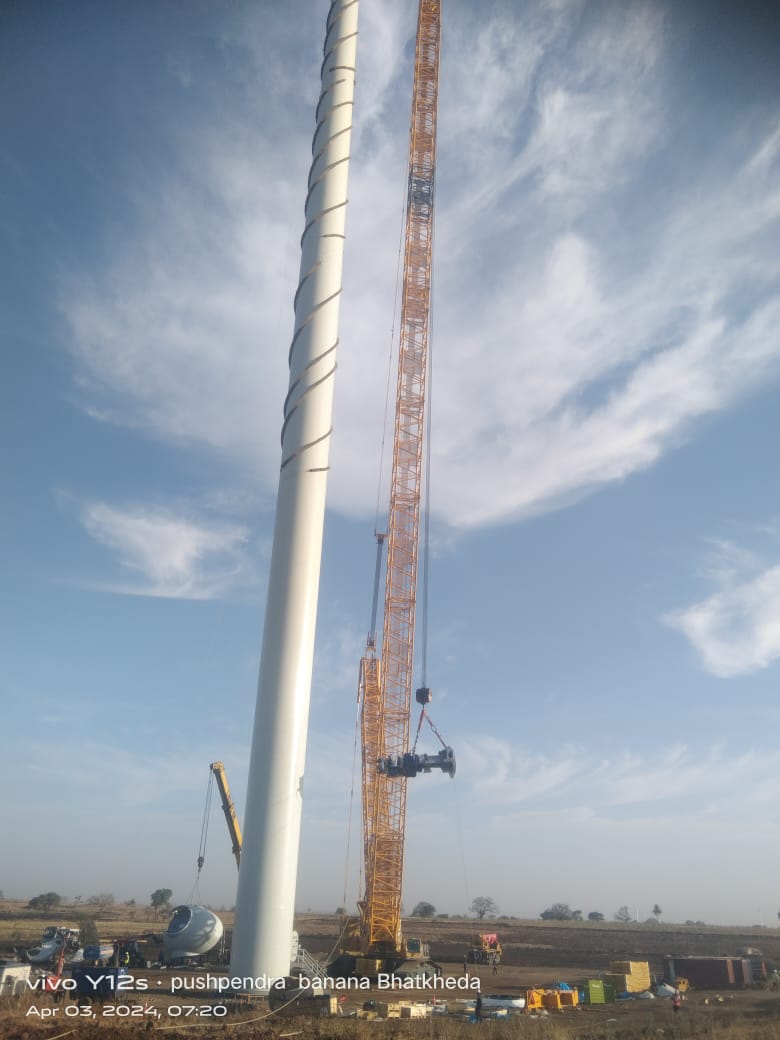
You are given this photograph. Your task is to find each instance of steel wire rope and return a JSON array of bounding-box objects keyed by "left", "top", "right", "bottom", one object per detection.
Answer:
[
  {"left": 156, "top": 986, "right": 310, "bottom": 1031},
  {"left": 341, "top": 687, "right": 363, "bottom": 915},
  {"left": 189, "top": 769, "right": 215, "bottom": 903},
  {"left": 411, "top": 218, "right": 451, "bottom": 753},
  {"left": 322, "top": 909, "right": 363, "bottom": 973},
  {"left": 372, "top": 168, "right": 409, "bottom": 540},
  {"left": 419, "top": 213, "right": 435, "bottom": 691}
]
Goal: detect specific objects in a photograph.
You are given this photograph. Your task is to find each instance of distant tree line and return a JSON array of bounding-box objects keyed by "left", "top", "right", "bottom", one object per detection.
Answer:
[
  {"left": 539, "top": 903, "right": 667, "bottom": 923},
  {"left": 27, "top": 892, "right": 62, "bottom": 911}
]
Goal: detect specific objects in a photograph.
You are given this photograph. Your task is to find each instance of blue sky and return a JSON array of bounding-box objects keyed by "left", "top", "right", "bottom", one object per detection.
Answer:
[{"left": 3, "top": 0, "right": 780, "bottom": 928}]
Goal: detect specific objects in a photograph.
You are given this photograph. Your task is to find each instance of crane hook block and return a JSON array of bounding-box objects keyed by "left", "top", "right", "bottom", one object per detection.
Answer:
[
  {"left": 415, "top": 686, "right": 432, "bottom": 704},
  {"left": 378, "top": 745, "right": 456, "bottom": 779}
]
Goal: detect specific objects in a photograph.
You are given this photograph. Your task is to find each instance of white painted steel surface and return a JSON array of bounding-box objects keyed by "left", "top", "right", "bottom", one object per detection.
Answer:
[
  {"left": 163, "top": 905, "right": 224, "bottom": 958},
  {"left": 230, "top": 0, "right": 359, "bottom": 987}
]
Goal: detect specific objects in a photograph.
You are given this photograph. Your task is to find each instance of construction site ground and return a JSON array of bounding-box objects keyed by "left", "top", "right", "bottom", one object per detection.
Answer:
[{"left": 4, "top": 908, "right": 780, "bottom": 1038}]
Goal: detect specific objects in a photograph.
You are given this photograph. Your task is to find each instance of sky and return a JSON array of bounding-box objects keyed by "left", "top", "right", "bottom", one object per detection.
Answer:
[{"left": 2, "top": 0, "right": 780, "bottom": 930}]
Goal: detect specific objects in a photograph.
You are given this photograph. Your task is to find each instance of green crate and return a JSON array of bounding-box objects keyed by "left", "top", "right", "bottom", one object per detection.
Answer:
[{"left": 584, "top": 980, "right": 605, "bottom": 1005}]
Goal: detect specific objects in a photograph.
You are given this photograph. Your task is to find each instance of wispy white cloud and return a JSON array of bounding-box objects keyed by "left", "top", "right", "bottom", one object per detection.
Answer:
[
  {"left": 59, "top": 0, "right": 780, "bottom": 533},
  {"left": 312, "top": 616, "right": 365, "bottom": 706},
  {"left": 4, "top": 737, "right": 249, "bottom": 904},
  {"left": 79, "top": 500, "right": 253, "bottom": 599},
  {"left": 456, "top": 735, "right": 780, "bottom": 818},
  {"left": 666, "top": 535, "right": 780, "bottom": 677},
  {"left": 390, "top": 734, "right": 780, "bottom": 921},
  {"left": 23, "top": 737, "right": 238, "bottom": 807},
  {"left": 432, "top": 114, "right": 780, "bottom": 524}
]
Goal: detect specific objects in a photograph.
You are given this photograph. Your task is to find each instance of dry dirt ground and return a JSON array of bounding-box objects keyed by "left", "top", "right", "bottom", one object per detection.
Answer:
[{"left": 3, "top": 904, "right": 780, "bottom": 1039}]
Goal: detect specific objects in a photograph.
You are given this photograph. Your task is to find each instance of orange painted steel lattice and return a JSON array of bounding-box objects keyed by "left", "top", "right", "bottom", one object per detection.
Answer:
[{"left": 359, "top": 0, "right": 441, "bottom": 958}]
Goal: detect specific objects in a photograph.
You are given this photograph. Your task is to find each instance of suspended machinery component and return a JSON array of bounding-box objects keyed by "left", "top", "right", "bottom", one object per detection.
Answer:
[
  {"left": 378, "top": 747, "right": 455, "bottom": 779},
  {"left": 162, "top": 905, "right": 224, "bottom": 960}
]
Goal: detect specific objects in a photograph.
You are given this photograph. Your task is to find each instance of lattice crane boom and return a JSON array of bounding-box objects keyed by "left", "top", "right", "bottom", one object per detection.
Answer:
[{"left": 358, "top": 0, "right": 447, "bottom": 963}]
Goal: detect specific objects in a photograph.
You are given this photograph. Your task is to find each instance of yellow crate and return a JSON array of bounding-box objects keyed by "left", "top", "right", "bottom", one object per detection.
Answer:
[
  {"left": 559, "top": 990, "right": 579, "bottom": 1007},
  {"left": 605, "top": 972, "right": 648, "bottom": 994},
  {"left": 542, "top": 991, "right": 563, "bottom": 1010},
  {"left": 526, "top": 989, "right": 544, "bottom": 1010},
  {"left": 611, "top": 961, "right": 649, "bottom": 976}
]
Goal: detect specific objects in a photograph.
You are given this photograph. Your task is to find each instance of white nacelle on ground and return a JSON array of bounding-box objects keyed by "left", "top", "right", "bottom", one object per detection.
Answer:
[{"left": 162, "top": 905, "right": 224, "bottom": 958}]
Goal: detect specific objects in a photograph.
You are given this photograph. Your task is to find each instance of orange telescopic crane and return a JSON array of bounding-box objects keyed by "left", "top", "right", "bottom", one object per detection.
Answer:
[{"left": 354, "top": 0, "right": 454, "bottom": 977}]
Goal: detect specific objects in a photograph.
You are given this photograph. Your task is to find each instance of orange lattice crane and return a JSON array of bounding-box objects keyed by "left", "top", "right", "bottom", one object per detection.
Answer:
[{"left": 355, "top": 0, "right": 454, "bottom": 977}]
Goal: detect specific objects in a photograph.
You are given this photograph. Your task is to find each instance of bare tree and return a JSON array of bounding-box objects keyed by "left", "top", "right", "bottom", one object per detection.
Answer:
[
  {"left": 86, "top": 893, "right": 115, "bottom": 913},
  {"left": 28, "top": 892, "right": 62, "bottom": 912},
  {"left": 470, "top": 896, "right": 498, "bottom": 920}
]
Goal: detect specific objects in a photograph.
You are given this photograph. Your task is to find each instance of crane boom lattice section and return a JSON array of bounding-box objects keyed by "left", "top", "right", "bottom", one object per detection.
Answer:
[{"left": 359, "top": 0, "right": 441, "bottom": 957}]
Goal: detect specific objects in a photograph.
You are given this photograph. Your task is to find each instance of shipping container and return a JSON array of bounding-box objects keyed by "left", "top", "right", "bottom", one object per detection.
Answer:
[{"left": 664, "top": 956, "right": 743, "bottom": 989}]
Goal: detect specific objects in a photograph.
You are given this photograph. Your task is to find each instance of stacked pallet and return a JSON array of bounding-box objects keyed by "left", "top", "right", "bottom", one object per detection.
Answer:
[
  {"left": 399, "top": 1003, "right": 432, "bottom": 1019},
  {"left": 273, "top": 994, "right": 339, "bottom": 1017},
  {"left": 373, "top": 1001, "right": 432, "bottom": 1019},
  {"left": 605, "top": 960, "right": 651, "bottom": 994}
]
